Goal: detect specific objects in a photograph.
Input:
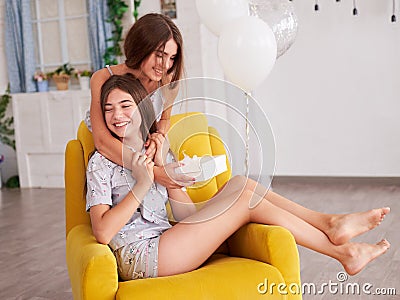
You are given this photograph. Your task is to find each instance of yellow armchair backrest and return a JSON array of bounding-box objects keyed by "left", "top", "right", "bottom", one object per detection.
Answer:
[
  {"left": 169, "top": 112, "right": 231, "bottom": 203},
  {"left": 65, "top": 113, "right": 231, "bottom": 236}
]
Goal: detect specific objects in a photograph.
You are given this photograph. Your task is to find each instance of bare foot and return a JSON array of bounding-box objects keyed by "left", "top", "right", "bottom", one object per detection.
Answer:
[
  {"left": 326, "top": 207, "right": 390, "bottom": 245},
  {"left": 340, "top": 239, "right": 390, "bottom": 275}
]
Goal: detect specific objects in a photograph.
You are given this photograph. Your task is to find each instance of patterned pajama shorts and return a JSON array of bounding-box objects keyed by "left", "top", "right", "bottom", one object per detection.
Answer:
[{"left": 115, "top": 236, "right": 160, "bottom": 280}]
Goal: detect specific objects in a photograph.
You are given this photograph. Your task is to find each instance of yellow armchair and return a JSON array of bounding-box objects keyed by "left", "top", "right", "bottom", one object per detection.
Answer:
[{"left": 65, "top": 113, "right": 302, "bottom": 300}]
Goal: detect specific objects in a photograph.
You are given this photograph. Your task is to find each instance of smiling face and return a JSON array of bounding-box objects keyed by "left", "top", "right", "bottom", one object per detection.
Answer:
[
  {"left": 100, "top": 74, "right": 158, "bottom": 146},
  {"left": 140, "top": 38, "right": 178, "bottom": 82},
  {"left": 104, "top": 88, "right": 142, "bottom": 142},
  {"left": 124, "top": 13, "right": 184, "bottom": 83}
]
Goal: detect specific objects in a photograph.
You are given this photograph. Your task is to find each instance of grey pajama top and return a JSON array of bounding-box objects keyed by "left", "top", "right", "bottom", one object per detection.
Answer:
[{"left": 86, "top": 151, "right": 173, "bottom": 251}]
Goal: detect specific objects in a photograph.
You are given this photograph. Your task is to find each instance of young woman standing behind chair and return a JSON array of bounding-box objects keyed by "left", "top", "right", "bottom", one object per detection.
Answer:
[{"left": 89, "top": 13, "right": 192, "bottom": 188}]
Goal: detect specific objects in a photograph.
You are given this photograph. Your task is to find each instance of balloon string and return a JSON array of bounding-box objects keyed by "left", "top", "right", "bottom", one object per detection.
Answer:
[{"left": 245, "top": 92, "right": 250, "bottom": 176}]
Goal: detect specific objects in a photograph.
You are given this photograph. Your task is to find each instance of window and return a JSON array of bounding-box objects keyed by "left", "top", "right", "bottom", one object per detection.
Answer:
[{"left": 31, "top": 0, "right": 91, "bottom": 73}]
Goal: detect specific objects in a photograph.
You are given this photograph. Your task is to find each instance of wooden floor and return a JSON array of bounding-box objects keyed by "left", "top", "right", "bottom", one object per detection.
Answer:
[
  {"left": 272, "top": 178, "right": 400, "bottom": 300},
  {"left": 0, "top": 178, "right": 399, "bottom": 300}
]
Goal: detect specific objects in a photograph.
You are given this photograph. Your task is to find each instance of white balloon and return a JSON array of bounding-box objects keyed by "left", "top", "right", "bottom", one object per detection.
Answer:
[
  {"left": 218, "top": 16, "right": 277, "bottom": 92},
  {"left": 249, "top": 0, "right": 298, "bottom": 58},
  {"left": 195, "top": 0, "right": 249, "bottom": 36}
]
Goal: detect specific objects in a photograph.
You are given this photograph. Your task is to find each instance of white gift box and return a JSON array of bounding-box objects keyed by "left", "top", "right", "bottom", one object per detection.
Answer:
[{"left": 175, "top": 153, "right": 227, "bottom": 182}]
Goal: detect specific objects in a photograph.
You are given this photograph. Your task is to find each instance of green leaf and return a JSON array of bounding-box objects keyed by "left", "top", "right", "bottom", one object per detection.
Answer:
[
  {"left": 0, "top": 86, "right": 15, "bottom": 150},
  {"left": 5, "top": 175, "right": 19, "bottom": 188},
  {"left": 104, "top": 0, "right": 133, "bottom": 65}
]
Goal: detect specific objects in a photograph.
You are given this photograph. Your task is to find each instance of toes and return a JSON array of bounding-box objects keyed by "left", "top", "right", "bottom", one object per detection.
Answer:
[
  {"left": 382, "top": 207, "right": 391, "bottom": 216},
  {"left": 378, "top": 239, "right": 390, "bottom": 249},
  {"left": 379, "top": 207, "right": 390, "bottom": 222},
  {"left": 384, "top": 239, "right": 391, "bottom": 248}
]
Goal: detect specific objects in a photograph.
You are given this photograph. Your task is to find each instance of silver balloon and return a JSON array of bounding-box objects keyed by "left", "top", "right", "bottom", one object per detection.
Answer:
[{"left": 249, "top": 0, "right": 299, "bottom": 58}]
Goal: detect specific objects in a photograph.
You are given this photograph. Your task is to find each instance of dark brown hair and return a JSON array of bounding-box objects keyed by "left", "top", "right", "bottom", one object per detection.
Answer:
[
  {"left": 124, "top": 13, "right": 184, "bottom": 83},
  {"left": 100, "top": 74, "right": 157, "bottom": 141}
]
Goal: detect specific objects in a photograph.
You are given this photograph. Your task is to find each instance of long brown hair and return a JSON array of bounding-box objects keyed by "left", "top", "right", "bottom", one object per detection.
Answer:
[
  {"left": 100, "top": 74, "right": 157, "bottom": 142},
  {"left": 124, "top": 13, "right": 184, "bottom": 83}
]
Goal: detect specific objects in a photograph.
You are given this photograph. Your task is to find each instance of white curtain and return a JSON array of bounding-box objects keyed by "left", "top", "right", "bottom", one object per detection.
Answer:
[
  {"left": 5, "top": 0, "right": 36, "bottom": 93},
  {"left": 87, "top": 0, "right": 113, "bottom": 71}
]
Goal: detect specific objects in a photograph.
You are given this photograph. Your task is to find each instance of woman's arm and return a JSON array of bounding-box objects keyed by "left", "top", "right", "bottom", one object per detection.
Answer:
[
  {"left": 151, "top": 133, "right": 196, "bottom": 221},
  {"left": 157, "top": 79, "right": 179, "bottom": 135},
  {"left": 89, "top": 153, "right": 154, "bottom": 245},
  {"left": 167, "top": 188, "right": 197, "bottom": 222},
  {"left": 151, "top": 132, "right": 195, "bottom": 188},
  {"left": 157, "top": 108, "right": 172, "bottom": 135},
  {"left": 90, "top": 70, "right": 133, "bottom": 167},
  {"left": 153, "top": 164, "right": 194, "bottom": 188},
  {"left": 144, "top": 107, "right": 171, "bottom": 154},
  {"left": 89, "top": 189, "right": 144, "bottom": 245}
]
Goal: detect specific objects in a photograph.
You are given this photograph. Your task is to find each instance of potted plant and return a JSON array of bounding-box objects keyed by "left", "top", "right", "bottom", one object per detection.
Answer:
[
  {"left": 75, "top": 69, "right": 93, "bottom": 90},
  {"left": 0, "top": 86, "right": 14, "bottom": 150},
  {"left": 51, "top": 63, "right": 75, "bottom": 90},
  {"left": 0, "top": 85, "right": 19, "bottom": 188},
  {"left": 33, "top": 71, "right": 49, "bottom": 92}
]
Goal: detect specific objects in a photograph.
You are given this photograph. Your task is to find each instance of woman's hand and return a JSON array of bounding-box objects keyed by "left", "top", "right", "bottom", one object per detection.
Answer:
[
  {"left": 144, "top": 131, "right": 170, "bottom": 163},
  {"left": 144, "top": 120, "right": 170, "bottom": 156},
  {"left": 154, "top": 162, "right": 195, "bottom": 188},
  {"left": 131, "top": 151, "right": 154, "bottom": 188},
  {"left": 144, "top": 137, "right": 156, "bottom": 159},
  {"left": 151, "top": 132, "right": 169, "bottom": 166}
]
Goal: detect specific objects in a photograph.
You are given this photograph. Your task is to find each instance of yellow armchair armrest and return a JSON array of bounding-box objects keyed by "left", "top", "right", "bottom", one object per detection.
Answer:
[
  {"left": 227, "top": 224, "right": 301, "bottom": 289},
  {"left": 66, "top": 224, "right": 119, "bottom": 300}
]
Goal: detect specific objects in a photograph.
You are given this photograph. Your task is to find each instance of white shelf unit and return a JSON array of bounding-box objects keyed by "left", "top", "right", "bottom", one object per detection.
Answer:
[{"left": 12, "top": 90, "right": 91, "bottom": 188}]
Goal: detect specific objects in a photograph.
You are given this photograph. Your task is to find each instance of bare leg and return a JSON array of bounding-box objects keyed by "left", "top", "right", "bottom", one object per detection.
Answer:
[
  {"left": 158, "top": 183, "right": 390, "bottom": 277},
  {"left": 229, "top": 176, "right": 390, "bottom": 245},
  {"left": 248, "top": 191, "right": 390, "bottom": 275}
]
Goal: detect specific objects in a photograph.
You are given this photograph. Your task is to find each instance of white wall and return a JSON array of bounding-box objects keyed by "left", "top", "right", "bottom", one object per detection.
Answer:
[
  {"left": 136, "top": 0, "right": 204, "bottom": 78},
  {"left": 0, "top": 0, "right": 399, "bottom": 179},
  {"left": 255, "top": 1, "right": 400, "bottom": 176},
  {"left": 139, "top": 0, "right": 400, "bottom": 177}
]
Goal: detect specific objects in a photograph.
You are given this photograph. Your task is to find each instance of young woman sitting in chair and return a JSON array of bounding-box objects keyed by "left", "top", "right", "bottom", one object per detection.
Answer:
[{"left": 86, "top": 73, "right": 390, "bottom": 281}]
